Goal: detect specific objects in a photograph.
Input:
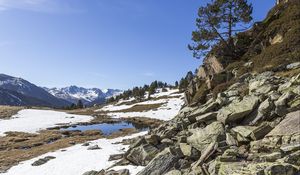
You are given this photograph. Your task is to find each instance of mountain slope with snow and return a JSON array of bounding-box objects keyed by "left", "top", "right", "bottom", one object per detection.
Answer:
[
  {"left": 0, "top": 74, "right": 71, "bottom": 107},
  {"left": 97, "top": 88, "right": 185, "bottom": 121},
  {"left": 45, "top": 86, "right": 122, "bottom": 105}
]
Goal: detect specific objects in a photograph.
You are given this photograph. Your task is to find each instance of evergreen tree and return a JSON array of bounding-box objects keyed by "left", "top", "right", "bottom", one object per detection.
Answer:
[
  {"left": 77, "top": 100, "right": 84, "bottom": 109},
  {"left": 179, "top": 78, "right": 189, "bottom": 91},
  {"left": 70, "top": 103, "right": 76, "bottom": 109},
  {"left": 175, "top": 81, "right": 179, "bottom": 88},
  {"left": 188, "top": 0, "right": 253, "bottom": 59}
]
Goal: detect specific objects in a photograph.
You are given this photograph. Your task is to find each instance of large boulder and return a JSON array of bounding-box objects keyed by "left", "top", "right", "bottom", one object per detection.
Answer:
[
  {"left": 251, "top": 98, "right": 275, "bottom": 124},
  {"left": 125, "top": 144, "right": 159, "bottom": 166},
  {"left": 187, "top": 122, "right": 225, "bottom": 152},
  {"left": 217, "top": 95, "right": 260, "bottom": 124},
  {"left": 137, "top": 148, "right": 181, "bottom": 175},
  {"left": 267, "top": 111, "right": 300, "bottom": 136}
]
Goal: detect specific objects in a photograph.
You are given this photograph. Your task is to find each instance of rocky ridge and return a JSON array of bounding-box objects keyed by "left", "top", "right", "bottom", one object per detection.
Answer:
[{"left": 118, "top": 68, "right": 300, "bottom": 175}]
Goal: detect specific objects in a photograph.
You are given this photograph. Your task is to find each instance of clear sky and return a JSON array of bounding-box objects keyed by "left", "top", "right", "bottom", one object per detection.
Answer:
[{"left": 0, "top": 0, "right": 275, "bottom": 89}]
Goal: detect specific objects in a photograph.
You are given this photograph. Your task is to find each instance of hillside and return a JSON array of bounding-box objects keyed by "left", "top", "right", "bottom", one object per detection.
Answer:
[
  {"left": 0, "top": 74, "right": 71, "bottom": 108},
  {"left": 0, "top": 1, "right": 299, "bottom": 175},
  {"left": 82, "top": 1, "right": 300, "bottom": 175},
  {"left": 97, "top": 88, "right": 185, "bottom": 121}
]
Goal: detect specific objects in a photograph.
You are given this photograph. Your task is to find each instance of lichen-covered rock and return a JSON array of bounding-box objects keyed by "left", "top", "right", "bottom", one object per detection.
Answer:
[
  {"left": 217, "top": 95, "right": 260, "bottom": 124},
  {"left": 137, "top": 148, "right": 181, "bottom": 175},
  {"left": 165, "top": 170, "right": 182, "bottom": 175},
  {"left": 145, "top": 134, "right": 161, "bottom": 145},
  {"left": 267, "top": 111, "right": 300, "bottom": 136},
  {"left": 250, "top": 123, "right": 273, "bottom": 140},
  {"left": 264, "top": 163, "right": 298, "bottom": 175},
  {"left": 126, "top": 144, "right": 159, "bottom": 166},
  {"left": 187, "top": 122, "right": 225, "bottom": 152}
]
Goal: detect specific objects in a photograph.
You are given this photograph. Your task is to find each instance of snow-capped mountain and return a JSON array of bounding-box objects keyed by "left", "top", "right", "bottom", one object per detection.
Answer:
[
  {"left": 44, "top": 86, "right": 122, "bottom": 105},
  {"left": 0, "top": 74, "right": 71, "bottom": 107}
]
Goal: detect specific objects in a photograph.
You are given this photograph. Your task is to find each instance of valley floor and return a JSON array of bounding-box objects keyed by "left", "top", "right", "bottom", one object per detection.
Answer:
[
  {"left": 0, "top": 89, "right": 184, "bottom": 175},
  {"left": 2, "top": 132, "right": 146, "bottom": 175}
]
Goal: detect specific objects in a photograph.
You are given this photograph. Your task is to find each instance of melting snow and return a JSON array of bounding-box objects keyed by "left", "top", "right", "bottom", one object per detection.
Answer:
[
  {"left": 0, "top": 109, "right": 93, "bottom": 136},
  {"left": 97, "top": 89, "right": 185, "bottom": 121},
  {"left": 2, "top": 132, "right": 147, "bottom": 175}
]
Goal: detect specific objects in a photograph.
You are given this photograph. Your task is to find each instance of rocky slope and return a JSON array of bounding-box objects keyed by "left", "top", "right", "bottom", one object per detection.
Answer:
[
  {"left": 118, "top": 70, "right": 300, "bottom": 175},
  {"left": 83, "top": 1, "right": 300, "bottom": 175}
]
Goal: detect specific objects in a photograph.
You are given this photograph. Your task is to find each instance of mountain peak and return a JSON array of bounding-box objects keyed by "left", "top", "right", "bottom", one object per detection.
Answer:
[{"left": 44, "top": 86, "right": 122, "bottom": 105}]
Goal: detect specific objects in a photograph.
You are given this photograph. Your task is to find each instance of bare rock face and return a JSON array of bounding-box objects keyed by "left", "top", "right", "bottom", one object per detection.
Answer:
[
  {"left": 137, "top": 148, "right": 181, "bottom": 175},
  {"left": 187, "top": 122, "right": 225, "bottom": 152},
  {"left": 199, "top": 55, "right": 225, "bottom": 77},
  {"left": 267, "top": 111, "right": 300, "bottom": 136},
  {"left": 196, "top": 55, "right": 225, "bottom": 90},
  {"left": 217, "top": 95, "right": 260, "bottom": 124},
  {"left": 126, "top": 144, "right": 159, "bottom": 166}
]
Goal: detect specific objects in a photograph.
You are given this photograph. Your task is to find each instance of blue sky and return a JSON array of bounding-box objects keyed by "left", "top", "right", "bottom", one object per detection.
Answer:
[{"left": 0, "top": 0, "right": 275, "bottom": 89}]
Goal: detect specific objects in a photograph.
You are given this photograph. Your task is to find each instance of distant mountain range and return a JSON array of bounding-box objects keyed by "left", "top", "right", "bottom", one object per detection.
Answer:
[
  {"left": 0, "top": 74, "right": 121, "bottom": 107},
  {"left": 44, "top": 86, "right": 122, "bottom": 105}
]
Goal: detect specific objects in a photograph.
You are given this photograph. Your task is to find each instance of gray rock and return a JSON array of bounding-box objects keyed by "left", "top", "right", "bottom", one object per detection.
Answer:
[
  {"left": 275, "top": 91, "right": 295, "bottom": 107},
  {"left": 108, "top": 154, "right": 124, "bottom": 161},
  {"left": 281, "top": 150, "right": 300, "bottom": 166},
  {"left": 161, "top": 138, "right": 173, "bottom": 146},
  {"left": 196, "top": 112, "right": 217, "bottom": 123},
  {"left": 188, "top": 100, "right": 219, "bottom": 118},
  {"left": 82, "top": 142, "right": 90, "bottom": 147},
  {"left": 275, "top": 91, "right": 296, "bottom": 116},
  {"left": 126, "top": 144, "right": 159, "bottom": 166},
  {"left": 286, "top": 62, "right": 300, "bottom": 70},
  {"left": 187, "top": 122, "right": 225, "bottom": 152},
  {"left": 87, "top": 145, "right": 101, "bottom": 150},
  {"left": 260, "top": 152, "right": 282, "bottom": 162},
  {"left": 264, "top": 163, "right": 298, "bottom": 175},
  {"left": 280, "top": 144, "right": 300, "bottom": 153},
  {"left": 268, "top": 111, "right": 300, "bottom": 136},
  {"left": 232, "top": 126, "right": 257, "bottom": 139},
  {"left": 179, "top": 143, "right": 200, "bottom": 160},
  {"left": 165, "top": 170, "right": 182, "bottom": 175},
  {"left": 250, "top": 123, "right": 273, "bottom": 140},
  {"left": 226, "top": 133, "right": 238, "bottom": 146},
  {"left": 217, "top": 95, "right": 259, "bottom": 124},
  {"left": 105, "top": 169, "right": 129, "bottom": 175},
  {"left": 137, "top": 148, "right": 181, "bottom": 175},
  {"left": 31, "top": 156, "right": 56, "bottom": 166},
  {"left": 145, "top": 135, "right": 160, "bottom": 145},
  {"left": 251, "top": 98, "right": 275, "bottom": 124}
]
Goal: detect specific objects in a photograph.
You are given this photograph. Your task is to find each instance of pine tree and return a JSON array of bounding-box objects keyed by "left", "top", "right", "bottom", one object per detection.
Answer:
[
  {"left": 188, "top": 0, "right": 253, "bottom": 59},
  {"left": 76, "top": 100, "right": 84, "bottom": 109}
]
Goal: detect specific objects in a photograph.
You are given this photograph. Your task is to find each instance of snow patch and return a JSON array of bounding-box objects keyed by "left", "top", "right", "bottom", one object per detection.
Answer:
[
  {"left": 0, "top": 109, "right": 93, "bottom": 136},
  {"left": 2, "top": 132, "right": 147, "bottom": 175},
  {"left": 97, "top": 89, "right": 185, "bottom": 121}
]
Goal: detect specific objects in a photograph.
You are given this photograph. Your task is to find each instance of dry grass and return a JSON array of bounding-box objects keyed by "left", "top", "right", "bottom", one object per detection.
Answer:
[
  {"left": 152, "top": 95, "right": 182, "bottom": 100},
  {"left": 275, "top": 68, "right": 300, "bottom": 78},
  {"left": 109, "top": 103, "right": 165, "bottom": 113},
  {"left": 0, "top": 106, "right": 24, "bottom": 119},
  {"left": 0, "top": 130, "right": 102, "bottom": 172},
  {"left": 0, "top": 127, "right": 139, "bottom": 172}
]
